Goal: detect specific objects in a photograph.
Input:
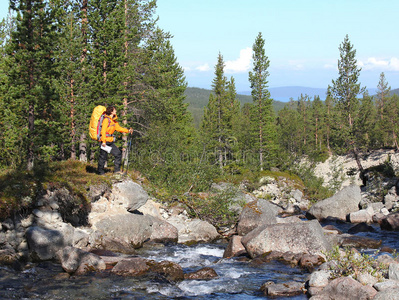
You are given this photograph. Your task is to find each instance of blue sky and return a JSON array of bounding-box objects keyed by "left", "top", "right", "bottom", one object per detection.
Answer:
[
  {"left": 155, "top": 0, "right": 399, "bottom": 91},
  {"left": 1, "top": 1, "right": 398, "bottom": 92}
]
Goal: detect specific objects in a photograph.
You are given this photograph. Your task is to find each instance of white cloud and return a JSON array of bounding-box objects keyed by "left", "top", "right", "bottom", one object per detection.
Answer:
[
  {"left": 225, "top": 47, "right": 253, "bottom": 73},
  {"left": 196, "top": 63, "right": 211, "bottom": 72},
  {"left": 323, "top": 64, "right": 336, "bottom": 70},
  {"left": 358, "top": 57, "right": 399, "bottom": 71},
  {"left": 288, "top": 60, "right": 305, "bottom": 71}
]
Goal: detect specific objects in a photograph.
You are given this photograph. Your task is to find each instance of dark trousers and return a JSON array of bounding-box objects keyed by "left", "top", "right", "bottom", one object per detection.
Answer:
[{"left": 98, "top": 142, "right": 122, "bottom": 174}]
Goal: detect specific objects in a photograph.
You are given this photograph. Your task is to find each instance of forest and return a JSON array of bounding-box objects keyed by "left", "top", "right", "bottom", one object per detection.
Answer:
[{"left": 1, "top": 0, "right": 398, "bottom": 198}]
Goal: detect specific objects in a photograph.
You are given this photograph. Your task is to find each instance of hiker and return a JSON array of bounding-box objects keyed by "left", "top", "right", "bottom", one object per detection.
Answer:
[{"left": 97, "top": 106, "right": 133, "bottom": 175}]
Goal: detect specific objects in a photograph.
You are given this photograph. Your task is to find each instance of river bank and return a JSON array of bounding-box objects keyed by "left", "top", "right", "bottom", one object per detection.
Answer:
[{"left": 1, "top": 151, "right": 399, "bottom": 298}]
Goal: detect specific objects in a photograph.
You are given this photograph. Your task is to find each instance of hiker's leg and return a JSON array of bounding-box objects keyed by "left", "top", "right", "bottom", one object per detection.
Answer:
[
  {"left": 110, "top": 143, "right": 122, "bottom": 172},
  {"left": 98, "top": 146, "right": 108, "bottom": 174}
]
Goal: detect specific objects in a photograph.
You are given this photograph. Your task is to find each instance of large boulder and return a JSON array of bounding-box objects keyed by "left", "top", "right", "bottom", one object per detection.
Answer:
[
  {"left": 111, "top": 258, "right": 184, "bottom": 282},
  {"left": 380, "top": 212, "right": 399, "bottom": 231},
  {"left": 307, "top": 185, "right": 361, "bottom": 221},
  {"left": 389, "top": 262, "right": 399, "bottom": 280},
  {"left": 310, "top": 277, "right": 377, "bottom": 300},
  {"left": 373, "top": 289, "right": 399, "bottom": 300},
  {"left": 57, "top": 246, "right": 106, "bottom": 275},
  {"left": 237, "top": 199, "right": 280, "bottom": 236},
  {"left": 95, "top": 214, "right": 153, "bottom": 248},
  {"left": 147, "top": 216, "right": 178, "bottom": 244},
  {"left": 111, "top": 179, "right": 148, "bottom": 212},
  {"left": 167, "top": 217, "right": 219, "bottom": 244},
  {"left": 261, "top": 281, "right": 304, "bottom": 297},
  {"left": 111, "top": 257, "right": 151, "bottom": 276},
  {"left": 241, "top": 220, "right": 331, "bottom": 258},
  {"left": 26, "top": 225, "right": 74, "bottom": 261}
]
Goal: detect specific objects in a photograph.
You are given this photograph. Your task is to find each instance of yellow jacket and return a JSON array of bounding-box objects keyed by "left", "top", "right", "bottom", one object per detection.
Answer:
[{"left": 100, "top": 115, "right": 129, "bottom": 143}]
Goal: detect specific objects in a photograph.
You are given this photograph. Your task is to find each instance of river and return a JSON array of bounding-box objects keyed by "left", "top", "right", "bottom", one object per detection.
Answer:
[{"left": 0, "top": 220, "right": 398, "bottom": 299}]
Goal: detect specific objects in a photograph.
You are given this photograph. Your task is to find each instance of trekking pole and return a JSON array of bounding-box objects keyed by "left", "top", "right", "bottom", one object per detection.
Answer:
[{"left": 123, "top": 133, "right": 133, "bottom": 175}]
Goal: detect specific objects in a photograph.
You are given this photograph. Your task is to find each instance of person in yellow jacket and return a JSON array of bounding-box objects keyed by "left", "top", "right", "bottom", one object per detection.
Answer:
[{"left": 98, "top": 105, "right": 133, "bottom": 175}]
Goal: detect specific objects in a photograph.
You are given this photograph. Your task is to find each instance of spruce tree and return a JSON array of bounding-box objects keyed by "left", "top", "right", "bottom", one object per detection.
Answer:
[
  {"left": 375, "top": 72, "right": 391, "bottom": 147},
  {"left": 248, "top": 32, "right": 277, "bottom": 170},
  {"left": 7, "top": 0, "right": 61, "bottom": 170},
  {"left": 331, "top": 34, "right": 365, "bottom": 173}
]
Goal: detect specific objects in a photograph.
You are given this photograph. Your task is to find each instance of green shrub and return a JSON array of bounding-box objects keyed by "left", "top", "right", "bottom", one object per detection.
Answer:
[
  {"left": 325, "top": 246, "right": 388, "bottom": 281},
  {"left": 182, "top": 186, "right": 243, "bottom": 230}
]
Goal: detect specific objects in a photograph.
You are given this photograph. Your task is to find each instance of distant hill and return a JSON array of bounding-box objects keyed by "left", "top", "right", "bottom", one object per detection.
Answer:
[
  {"left": 240, "top": 86, "right": 383, "bottom": 101},
  {"left": 240, "top": 86, "right": 327, "bottom": 101},
  {"left": 391, "top": 88, "right": 399, "bottom": 96},
  {"left": 184, "top": 87, "right": 286, "bottom": 126}
]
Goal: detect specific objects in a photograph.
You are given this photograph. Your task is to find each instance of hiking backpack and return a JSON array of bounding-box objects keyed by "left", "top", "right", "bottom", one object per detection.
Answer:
[{"left": 89, "top": 105, "right": 106, "bottom": 141}]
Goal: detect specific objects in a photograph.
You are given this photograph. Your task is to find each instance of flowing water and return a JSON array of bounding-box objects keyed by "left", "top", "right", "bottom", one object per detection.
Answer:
[{"left": 0, "top": 221, "right": 398, "bottom": 299}]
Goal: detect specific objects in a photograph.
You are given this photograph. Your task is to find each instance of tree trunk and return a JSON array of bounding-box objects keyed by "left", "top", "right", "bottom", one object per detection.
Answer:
[
  {"left": 79, "top": 132, "right": 87, "bottom": 162},
  {"left": 27, "top": 102, "right": 35, "bottom": 170}
]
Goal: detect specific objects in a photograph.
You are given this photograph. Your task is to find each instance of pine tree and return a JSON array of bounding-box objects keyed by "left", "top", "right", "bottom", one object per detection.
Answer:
[
  {"left": 375, "top": 72, "right": 391, "bottom": 147},
  {"left": 248, "top": 32, "right": 277, "bottom": 170},
  {"left": 355, "top": 91, "right": 377, "bottom": 150},
  {"left": 331, "top": 34, "right": 365, "bottom": 174},
  {"left": 143, "top": 28, "right": 189, "bottom": 125},
  {"left": 201, "top": 53, "right": 239, "bottom": 169},
  {"left": 7, "top": 0, "right": 61, "bottom": 170},
  {"left": 0, "top": 17, "right": 24, "bottom": 167}
]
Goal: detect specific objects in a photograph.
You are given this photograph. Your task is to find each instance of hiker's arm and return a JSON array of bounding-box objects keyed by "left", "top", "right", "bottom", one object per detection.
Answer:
[{"left": 115, "top": 122, "right": 129, "bottom": 134}]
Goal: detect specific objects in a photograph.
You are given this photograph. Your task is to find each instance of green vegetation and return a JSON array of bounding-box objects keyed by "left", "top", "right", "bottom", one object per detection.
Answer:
[
  {"left": 0, "top": 3, "right": 398, "bottom": 223},
  {"left": 0, "top": 160, "right": 105, "bottom": 220},
  {"left": 182, "top": 186, "right": 243, "bottom": 230},
  {"left": 325, "top": 246, "right": 388, "bottom": 282}
]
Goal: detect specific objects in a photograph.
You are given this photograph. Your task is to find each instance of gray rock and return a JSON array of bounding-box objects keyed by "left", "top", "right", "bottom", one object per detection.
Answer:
[
  {"left": 167, "top": 217, "right": 219, "bottom": 244},
  {"left": 291, "top": 189, "right": 303, "bottom": 202},
  {"left": 237, "top": 199, "right": 280, "bottom": 236},
  {"left": 380, "top": 213, "right": 399, "bottom": 231},
  {"left": 261, "top": 281, "right": 304, "bottom": 297},
  {"left": 307, "top": 185, "right": 361, "bottom": 221},
  {"left": 241, "top": 220, "right": 331, "bottom": 258},
  {"left": 137, "top": 199, "right": 163, "bottom": 219},
  {"left": 95, "top": 214, "right": 153, "bottom": 248},
  {"left": 184, "top": 267, "right": 218, "bottom": 280},
  {"left": 313, "top": 276, "right": 376, "bottom": 300},
  {"left": 308, "top": 270, "right": 330, "bottom": 288},
  {"left": 112, "top": 179, "right": 148, "bottom": 212},
  {"left": 357, "top": 271, "right": 378, "bottom": 286},
  {"left": 349, "top": 207, "right": 373, "bottom": 223},
  {"left": 374, "top": 280, "right": 399, "bottom": 291},
  {"left": 26, "top": 226, "right": 73, "bottom": 261},
  {"left": 223, "top": 235, "right": 246, "bottom": 258},
  {"left": 373, "top": 288, "right": 399, "bottom": 300},
  {"left": 111, "top": 257, "right": 150, "bottom": 276},
  {"left": 72, "top": 228, "right": 90, "bottom": 248},
  {"left": 389, "top": 262, "right": 399, "bottom": 280},
  {"left": 89, "top": 231, "right": 136, "bottom": 254},
  {"left": 337, "top": 234, "right": 382, "bottom": 249},
  {"left": 57, "top": 246, "right": 106, "bottom": 275},
  {"left": 2, "top": 219, "right": 14, "bottom": 231},
  {"left": 384, "top": 193, "right": 397, "bottom": 210},
  {"left": 147, "top": 216, "right": 178, "bottom": 244}
]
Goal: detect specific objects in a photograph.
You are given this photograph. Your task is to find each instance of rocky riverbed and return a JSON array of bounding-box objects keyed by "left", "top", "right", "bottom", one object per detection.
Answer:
[{"left": 1, "top": 151, "right": 399, "bottom": 299}]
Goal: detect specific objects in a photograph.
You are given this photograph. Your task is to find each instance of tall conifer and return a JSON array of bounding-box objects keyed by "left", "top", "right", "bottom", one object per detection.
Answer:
[{"left": 248, "top": 32, "right": 277, "bottom": 170}]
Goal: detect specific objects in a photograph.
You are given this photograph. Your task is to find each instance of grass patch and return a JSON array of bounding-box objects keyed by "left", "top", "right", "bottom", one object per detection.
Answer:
[{"left": 0, "top": 160, "right": 110, "bottom": 221}]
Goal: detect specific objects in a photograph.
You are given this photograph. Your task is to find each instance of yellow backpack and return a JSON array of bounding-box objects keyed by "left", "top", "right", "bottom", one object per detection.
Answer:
[{"left": 89, "top": 105, "right": 106, "bottom": 141}]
